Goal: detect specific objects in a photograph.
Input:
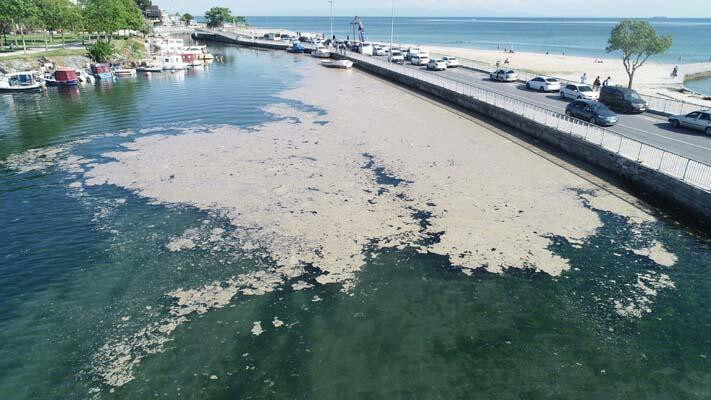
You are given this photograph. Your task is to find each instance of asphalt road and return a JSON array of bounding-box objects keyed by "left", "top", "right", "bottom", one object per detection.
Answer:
[{"left": 373, "top": 55, "right": 711, "bottom": 164}]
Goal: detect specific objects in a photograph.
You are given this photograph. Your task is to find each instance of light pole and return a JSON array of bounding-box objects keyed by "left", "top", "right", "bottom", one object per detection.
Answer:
[
  {"left": 329, "top": 0, "right": 334, "bottom": 40},
  {"left": 389, "top": 0, "right": 394, "bottom": 62}
]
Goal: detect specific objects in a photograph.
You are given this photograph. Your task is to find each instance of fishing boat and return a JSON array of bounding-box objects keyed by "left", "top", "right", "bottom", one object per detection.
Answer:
[
  {"left": 311, "top": 45, "right": 331, "bottom": 58},
  {"left": 113, "top": 67, "right": 137, "bottom": 76},
  {"left": 184, "top": 45, "right": 214, "bottom": 61},
  {"left": 320, "top": 60, "right": 353, "bottom": 69},
  {"left": 161, "top": 55, "right": 189, "bottom": 71},
  {"left": 91, "top": 64, "right": 114, "bottom": 80},
  {"left": 0, "top": 71, "right": 44, "bottom": 92},
  {"left": 137, "top": 64, "right": 163, "bottom": 73},
  {"left": 287, "top": 42, "right": 305, "bottom": 53},
  {"left": 76, "top": 70, "right": 95, "bottom": 84},
  {"left": 45, "top": 68, "right": 79, "bottom": 87},
  {"left": 181, "top": 53, "right": 203, "bottom": 67}
]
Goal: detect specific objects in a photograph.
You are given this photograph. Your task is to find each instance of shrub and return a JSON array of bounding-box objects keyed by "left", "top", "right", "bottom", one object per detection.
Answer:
[{"left": 85, "top": 40, "right": 115, "bottom": 62}]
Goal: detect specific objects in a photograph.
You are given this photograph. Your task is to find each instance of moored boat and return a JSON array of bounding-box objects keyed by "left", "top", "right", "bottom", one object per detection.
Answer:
[
  {"left": 45, "top": 68, "right": 79, "bottom": 87},
  {"left": 287, "top": 42, "right": 305, "bottom": 53},
  {"left": 91, "top": 64, "right": 114, "bottom": 80},
  {"left": 0, "top": 71, "right": 44, "bottom": 92},
  {"left": 311, "top": 45, "right": 331, "bottom": 58},
  {"left": 320, "top": 60, "right": 353, "bottom": 69},
  {"left": 113, "top": 68, "right": 137, "bottom": 76}
]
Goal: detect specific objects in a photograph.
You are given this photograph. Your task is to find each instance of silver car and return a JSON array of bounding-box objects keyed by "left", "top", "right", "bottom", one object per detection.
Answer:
[
  {"left": 669, "top": 110, "right": 711, "bottom": 135},
  {"left": 490, "top": 69, "right": 518, "bottom": 82}
]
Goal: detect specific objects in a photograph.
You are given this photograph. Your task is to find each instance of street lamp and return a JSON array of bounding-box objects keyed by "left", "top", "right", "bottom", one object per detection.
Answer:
[
  {"left": 329, "top": 0, "right": 334, "bottom": 40},
  {"left": 389, "top": 0, "right": 394, "bottom": 62}
]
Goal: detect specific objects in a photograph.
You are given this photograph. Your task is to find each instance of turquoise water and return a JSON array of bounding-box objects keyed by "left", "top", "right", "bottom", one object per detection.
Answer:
[
  {"left": 1, "top": 43, "right": 711, "bottom": 399},
  {"left": 686, "top": 77, "right": 711, "bottom": 96},
  {"left": 246, "top": 17, "right": 711, "bottom": 65}
]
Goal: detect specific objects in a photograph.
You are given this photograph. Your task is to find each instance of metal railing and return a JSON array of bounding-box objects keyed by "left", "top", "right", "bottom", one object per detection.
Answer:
[
  {"left": 346, "top": 51, "right": 711, "bottom": 192},
  {"left": 428, "top": 52, "right": 707, "bottom": 116}
]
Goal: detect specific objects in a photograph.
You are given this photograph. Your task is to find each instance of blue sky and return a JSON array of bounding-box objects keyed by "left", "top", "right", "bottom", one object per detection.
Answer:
[{"left": 161, "top": 0, "right": 711, "bottom": 18}]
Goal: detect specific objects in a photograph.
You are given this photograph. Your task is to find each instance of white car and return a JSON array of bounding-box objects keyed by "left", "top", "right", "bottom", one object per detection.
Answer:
[
  {"left": 373, "top": 45, "right": 389, "bottom": 56},
  {"left": 668, "top": 110, "right": 711, "bottom": 135},
  {"left": 388, "top": 50, "right": 405, "bottom": 64},
  {"left": 411, "top": 54, "right": 430, "bottom": 66},
  {"left": 490, "top": 69, "right": 518, "bottom": 82},
  {"left": 426, "top": 59, "right": 447, "bottom": 71},
  {"left": 441, "top": 56, "right": 459, "bottom": 68},
  {"left": 405, "top": 47, "right": 421, "bottom": 61},
  {"left": 526, "top": 76, "right": 561, "bottom": 92},
  {"left": 560, "top": 83, "right": 599, "bottom": 100}
]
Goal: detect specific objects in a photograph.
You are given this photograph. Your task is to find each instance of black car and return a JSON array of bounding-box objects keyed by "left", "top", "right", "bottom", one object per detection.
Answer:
[
  {"left": 598, "top": 86, "right": 647, "bottom": 114},
  {"left": 565, "top": 100, "right": 619, "bottom": 126}
]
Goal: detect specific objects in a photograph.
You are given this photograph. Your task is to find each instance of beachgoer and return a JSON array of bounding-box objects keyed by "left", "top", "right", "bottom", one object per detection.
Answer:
[
  {"left": 504, "top": 58, "right": 510, "bottom": 64},
  {"left": 580, "top": 73, "right": 588, "bottom": 84},
  {"left": 496, "top": 60, "right": 501, "bottom": 68},
  {"left": 603, "top": 76, "right": 611, "bottom": 86},
  {"left": 562, "top": 51, "right": 565, "bottom": 56},
  {"left": 593, "top": 76, "right": 601, "bottom": 90},
  {"left": 671, "top": 65, "right": 679, "bottom": 78}
]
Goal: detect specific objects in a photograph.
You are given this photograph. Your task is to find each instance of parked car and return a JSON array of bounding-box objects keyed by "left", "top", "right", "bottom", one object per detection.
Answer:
[
  {"left": 598, "top": 86, "right": 647, "bottom": 113},
  {"left": 388, "top": 50, "right": 405, "bottom": 64},
  {"left": 427, "top": 59, "right": 447, "bottom": 71},
  {"left": 441, "top": 56, "right": 459, "bottom": 68},
  {"left": 668, "top": 110, "right": 711, "bottom": 135},
  {"left": 411, "top": 54, "right": 430, "bottom": 66},
  {"left": 490, "top": 69, "right": 518, "bottom": 82},
  {"left": 405, "top": 47, "right": 421, "bottom": 61},
  {"left": 560, "top": 83, "right": 598, "bottom": 100},
  {"left": 373, "top": 45, "right": 389, "bottom": 56},
  {"left": 526, "top": 76, "right": 561, "bottom": 92},
  {"left": 565, "top": 100, "right": 618, "bottom": 126}
]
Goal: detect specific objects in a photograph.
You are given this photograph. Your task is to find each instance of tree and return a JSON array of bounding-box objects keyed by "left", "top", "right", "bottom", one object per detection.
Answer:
[
  {"left": 38, "top": 0, "right": 80, "bottom": 48},
  {"left": 83, "top": 0, "right": 143, "bottom": 42},
  {"left": 0, "top": 0, "right": 39, "bottom": 51},
  {"left": 135, "top": 0, "right": 151, "bottom": 12},
  {"left": 205, "top": 7, "right": 233, "bottom": 29},
  {"left": 234, "top": 16, "right": 247, "bottom": 26},
  {"left": 606, "top": 20, "right": 672, "bottom": 89},
  {"left": 181, "top": 13, "right": 193, "bottom": 26}
]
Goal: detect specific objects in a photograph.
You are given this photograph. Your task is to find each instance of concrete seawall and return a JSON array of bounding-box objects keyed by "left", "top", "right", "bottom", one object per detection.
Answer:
[
  {"left": 341, "top": 55, "right": 711, "bottom": 225},
  {"left": 192, "top": 31, "right": 290, "bottom": 50}
]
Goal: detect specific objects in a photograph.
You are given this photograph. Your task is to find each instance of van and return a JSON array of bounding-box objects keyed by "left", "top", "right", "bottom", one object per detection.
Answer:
[{"left": 598, "top": 86, "right": 647, "bottom": 114}]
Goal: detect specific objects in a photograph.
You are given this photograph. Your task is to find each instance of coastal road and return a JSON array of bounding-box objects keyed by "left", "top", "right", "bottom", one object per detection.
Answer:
[{"left": 373, "top": 55, "right": 711, "bottom": 164}]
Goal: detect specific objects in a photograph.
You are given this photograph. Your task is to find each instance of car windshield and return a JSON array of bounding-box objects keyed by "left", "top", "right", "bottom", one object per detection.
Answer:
[
  {"left": 590, "top": 103, "right": 610, "bottom": 112},
  {"left": 578, "top": 86, "right": 593, "bottom": 92},
  {"left": 625, "top": 92, "right": 642, "bottom": 100},
  {"left": 546, "top": 78, "right": 560, "bottom": 83},
  {"left": 507, "top": 70, "right": 515, "bottom": 74}
]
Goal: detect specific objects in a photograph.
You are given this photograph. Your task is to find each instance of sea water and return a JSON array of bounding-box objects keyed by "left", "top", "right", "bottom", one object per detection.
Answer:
[
  {"left": 1, "top": 44, "right": 711, "bottom": 399},
  {"left": 246, "top": 17, "right": 711, "bottom": 65}
]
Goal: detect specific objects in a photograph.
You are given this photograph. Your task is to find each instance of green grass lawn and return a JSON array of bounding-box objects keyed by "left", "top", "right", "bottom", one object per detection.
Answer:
[{"left": 0, "top": 48, "right": 87, "bottom": 61}]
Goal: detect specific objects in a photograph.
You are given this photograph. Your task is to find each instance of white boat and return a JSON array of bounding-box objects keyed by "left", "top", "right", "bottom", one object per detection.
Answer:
[
  {"left": 311, "top": 45, "right": 331, "bottom": 58},
  {"left": 161, "top": 55, "right": 189, "bottom": 71},
  {"left": 321, "top": 60, "right": 353, "bottom": 69},
  {"left": 184, "top": 45, "right": 214, "bottom": 61},
  {"left": 114, "top": 68, "right": 137, "bottom": 76},
  {"left": 0, "top": 71, "right": 44, "bottom": 92}
]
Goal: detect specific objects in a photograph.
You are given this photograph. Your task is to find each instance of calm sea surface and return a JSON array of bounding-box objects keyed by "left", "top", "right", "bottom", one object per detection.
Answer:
[
  {"left": 246, "top": 16, "right": 711, "bottom": 94},
  {"left": 1, "top": 42, "right": 711, "bottom": 399}
]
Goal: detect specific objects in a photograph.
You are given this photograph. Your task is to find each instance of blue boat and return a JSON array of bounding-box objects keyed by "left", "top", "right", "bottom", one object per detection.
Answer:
[
  {"left": 287, "top": 42, "right": 305, "bottom": 54},
  {"left": 91, "top": 63, "right": 114, "bottom": 80}
]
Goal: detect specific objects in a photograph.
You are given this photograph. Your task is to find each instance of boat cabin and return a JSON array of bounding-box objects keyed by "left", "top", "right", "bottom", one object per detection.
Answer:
[
  {"left": 181, "top": 53, "right": 196, "bottom": 63},
  {"left": 54, "top": 69, "right": 77, "bottom": 82},
  {"left": 91, "top": 64, "right": 111, "bottom": 74}
]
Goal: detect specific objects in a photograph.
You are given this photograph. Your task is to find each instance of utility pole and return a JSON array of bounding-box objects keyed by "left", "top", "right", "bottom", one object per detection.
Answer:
[
  {"left": 389, "top": 0, "right": 394, "bottom": 62},
  {"left": 329, "top": 0, "right": 334, "bottom": 40}
]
